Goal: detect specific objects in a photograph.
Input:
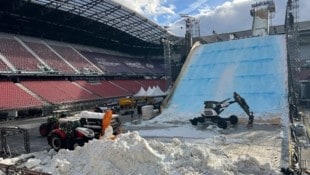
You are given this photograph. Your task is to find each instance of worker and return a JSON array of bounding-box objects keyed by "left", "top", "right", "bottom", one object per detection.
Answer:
[{"left": 100, "top": 109, "right": 115, "bottom": 139}]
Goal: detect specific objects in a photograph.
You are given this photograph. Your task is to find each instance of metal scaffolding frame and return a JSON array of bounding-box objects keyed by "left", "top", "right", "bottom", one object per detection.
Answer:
[
  {"left": 285, "top": 1, "right": 303, "bottom": 174},
  {"left": 162, "top": 38, "right": 172, "bottom": 90},
  {"left": 285, "top": 0, "right": 301, "bottom": 119}
]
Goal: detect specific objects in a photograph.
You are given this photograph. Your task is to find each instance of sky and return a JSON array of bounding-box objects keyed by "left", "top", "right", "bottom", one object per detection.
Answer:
[{"left": 111, "top": 0, "right": 310, "bottom": 36}]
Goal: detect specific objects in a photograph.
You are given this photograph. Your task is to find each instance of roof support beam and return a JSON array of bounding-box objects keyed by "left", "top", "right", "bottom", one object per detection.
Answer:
[
  {"left": 117, "top": 19, "right": 147, "bottom": 30},
  {"left": 68, "top": 0, "right": 101, "bottom": 16},
  {"left": 107, "top": 12, "right": 136, "bottom": 27},
  {"left": 87, "top": 4, "right": 121, "bottom": 19}
]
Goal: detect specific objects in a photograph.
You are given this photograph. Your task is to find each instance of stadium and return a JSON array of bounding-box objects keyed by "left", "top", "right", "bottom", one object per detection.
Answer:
[
  {"left": 0, "top": 0, "right": 310, "bottom": 174},
  {"left": 0, "top": 0, "right": 187, "bottom": 118}
]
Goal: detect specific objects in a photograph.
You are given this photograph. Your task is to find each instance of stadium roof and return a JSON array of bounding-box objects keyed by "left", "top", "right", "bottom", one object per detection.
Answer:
[
  {"left": 0, "top": 0, "right": 181, "bottom": 55},
  {"left": 30, "top": 0, "right": 178, "bottom": 45}
]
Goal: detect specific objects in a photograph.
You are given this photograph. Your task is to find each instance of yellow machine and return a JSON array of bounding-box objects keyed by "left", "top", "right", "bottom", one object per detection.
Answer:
[{"left": 118, "top": 97, "right": 135, "bottom": 109}]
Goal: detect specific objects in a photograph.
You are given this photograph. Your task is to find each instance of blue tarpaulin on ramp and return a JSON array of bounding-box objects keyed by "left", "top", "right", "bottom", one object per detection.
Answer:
[{"left": 164, "top": 35, "right": 288, "bottom": 121}]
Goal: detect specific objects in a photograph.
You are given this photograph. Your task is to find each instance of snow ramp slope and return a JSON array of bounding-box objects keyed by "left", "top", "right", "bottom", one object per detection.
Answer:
[{"left": 161, "top": 35, "right": 288, "bottom": 123}]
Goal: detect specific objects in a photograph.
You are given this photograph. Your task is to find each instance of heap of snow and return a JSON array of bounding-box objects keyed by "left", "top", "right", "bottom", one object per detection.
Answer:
[{"left": 0, "top": 131, "right": 280, "bottom": 175}]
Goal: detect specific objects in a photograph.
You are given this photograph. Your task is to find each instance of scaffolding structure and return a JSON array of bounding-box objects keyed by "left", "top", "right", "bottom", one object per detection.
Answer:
[
  {"left": 161, "top": 15, "right": 200, "bottom": 89},
  {"left": 285, "top": 1, "right": 303, "bottom": 174},
  {"left": 250, "top": 0, "right": 276, "bottom": 36},
  {"left": 285, "top": 0, "right": 301, "bottom": 120},
  {"left": 180, "top": 14, "right": 200, "bottom": 54},
  {"left": 162, "top": 38, "right": 173, "bottom": 90}
]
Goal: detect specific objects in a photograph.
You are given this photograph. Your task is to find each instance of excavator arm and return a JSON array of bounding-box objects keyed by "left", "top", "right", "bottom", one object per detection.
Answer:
[{"left": 233, "top": 92, "right": 255, "bottom": 125}]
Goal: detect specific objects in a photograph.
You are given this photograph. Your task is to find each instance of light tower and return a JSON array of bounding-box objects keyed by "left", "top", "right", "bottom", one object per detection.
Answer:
[{"left": 250, "top": 0, "right": 275, "bottom": 36}]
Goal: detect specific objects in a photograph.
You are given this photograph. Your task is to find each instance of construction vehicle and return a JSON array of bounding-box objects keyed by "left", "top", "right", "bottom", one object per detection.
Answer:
[
  {"left": 79, "top": 110, "right": 122, "bottom": 138},
  {"left": 117, "top": 97, "right": 136, "bottom": 116},
  {"left": 47, "top": 116, "right": 94, "bottom": 151},
  {"left": 47, "top": 110, "right": 122, "bottom": 151},
  {"left": 118, "top": 97, "right": 136, "bottom": 109},
  {"left": 39, "top": 110, "right": 69, "bottom": 137},
  {"left": 189, "top": 92, "right": 254, "bottom": 129}
]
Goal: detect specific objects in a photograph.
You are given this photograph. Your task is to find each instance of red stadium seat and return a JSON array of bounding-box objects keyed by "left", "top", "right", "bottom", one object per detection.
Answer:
[
  {"left": 110, "top": 80, "right": 143, "bottom": 93},
  {"left": 0, "top": 59, "right": 10, "bottom": 72},
  {"left": 0, "top": 38, "right": 41, "bottom": 72},
  {"left": 75, "top": 80, "right": 132, "bottom": 98},
  {"left": 79, "top": 51, "right": 135, "bottom": 75},
  {"left": 24, "top": 41, "right": 76, "bottom": 74},
  {"left": 21, "top": 80, "right": 101, "bottom": 104},
  {"left": 0, "top": 81, "right": 44, "bottom": 110},
  {"left": 50, "top": 45, "right": 99, "bottom": 74}
]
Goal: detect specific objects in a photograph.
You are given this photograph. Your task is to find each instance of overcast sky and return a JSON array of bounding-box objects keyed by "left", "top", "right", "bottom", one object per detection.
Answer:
[{"left": 111, "top": 0, "right": 310, "bottom": 36}]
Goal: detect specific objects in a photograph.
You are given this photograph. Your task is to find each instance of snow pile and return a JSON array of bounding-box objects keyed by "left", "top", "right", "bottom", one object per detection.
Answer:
[{"left": 2, "top": 131, "right": 281, "bottom": 175}]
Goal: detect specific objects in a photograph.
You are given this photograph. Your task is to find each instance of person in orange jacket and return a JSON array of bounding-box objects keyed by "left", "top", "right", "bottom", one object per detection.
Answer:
[{"left": 100, "top": 109, "right": 116, "bottom": 139}]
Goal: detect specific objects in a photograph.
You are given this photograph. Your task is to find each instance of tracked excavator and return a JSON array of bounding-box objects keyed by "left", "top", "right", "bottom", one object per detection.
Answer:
[{"left": 189, "top": 92, "right": 254, "bottom": 129}]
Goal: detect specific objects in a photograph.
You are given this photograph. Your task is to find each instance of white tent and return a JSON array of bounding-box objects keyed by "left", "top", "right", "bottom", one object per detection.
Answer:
[
  {"left": 153, "top": 86, "right": 166, "bottom": 96},
  {"left": 134, "top": 87, "right": 147, "bottom": 97},
  {"left": 146, "top": 86, "right": 166, "bottom": 97},
  {"left": 146, "top": 86, "right": 155, "bottom": 96},
  {"left": 134, "top": 86, "right": 167, "bottom": 97}
]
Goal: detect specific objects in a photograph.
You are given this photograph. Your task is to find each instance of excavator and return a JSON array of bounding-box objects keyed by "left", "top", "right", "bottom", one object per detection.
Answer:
[{"left": 189, "top": 92, "right": 254, "bottom": 129}]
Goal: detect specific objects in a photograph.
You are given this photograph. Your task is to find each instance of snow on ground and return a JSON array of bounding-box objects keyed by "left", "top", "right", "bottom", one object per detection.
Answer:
[{"left": 0, "top": 119, "right": 286, "bottom": 175}]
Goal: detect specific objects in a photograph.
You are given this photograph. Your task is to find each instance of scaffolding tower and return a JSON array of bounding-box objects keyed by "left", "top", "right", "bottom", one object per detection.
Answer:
[
  {"left": 162, "top": 38, "right": 172, "bottom": 90},
  {"left": 250, "top": 0, "right": 276, "bottom": 36},
  {"left": 180, "top": 14, "right": 200, "bottom": 54},
  {"left": 284, "top": 1, "right": 303, "bottom": 174},
  {"left": 285, "top": 0, "right": 301, "bottom": 119}
]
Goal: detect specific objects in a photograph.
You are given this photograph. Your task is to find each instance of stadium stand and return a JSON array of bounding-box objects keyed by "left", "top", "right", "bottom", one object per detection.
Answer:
[
  {"left": 0, "top": 37, "right": 42, "bottom": 72},
  {"left": 0, "top": 59, "right": 10, "bottom": 72},
  {"left": 75, "top": 80, "right": 132, "bottom": 98},
  {"left": 80, "top": 50, "right": 166, "bottom": 76},
  {"left": 143, "top": 59, "right": 165, "bottom": 75},
  {"left": 121, "top": 56, "right": 150, "bottom": 75},
  {"left": 21, "top": 80, "right": 101, "bottom": 104},
  {"left": 110, "top": 80, "right": 144, "bottom": 94},
  {"left": 0, "top": 81, "right": 44, "bottom": 110},
  {"left": 79, "top": 51, "right": 135, "bottom": 75},
  {"left": 0, "top": 0, "right": 180, "bottom": 119},
  {"left": 49, "top": 44, "right": 100, "bottom": 74},
  {"left": 23, "top": 40, "right": 76, "bottom": 74}
]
